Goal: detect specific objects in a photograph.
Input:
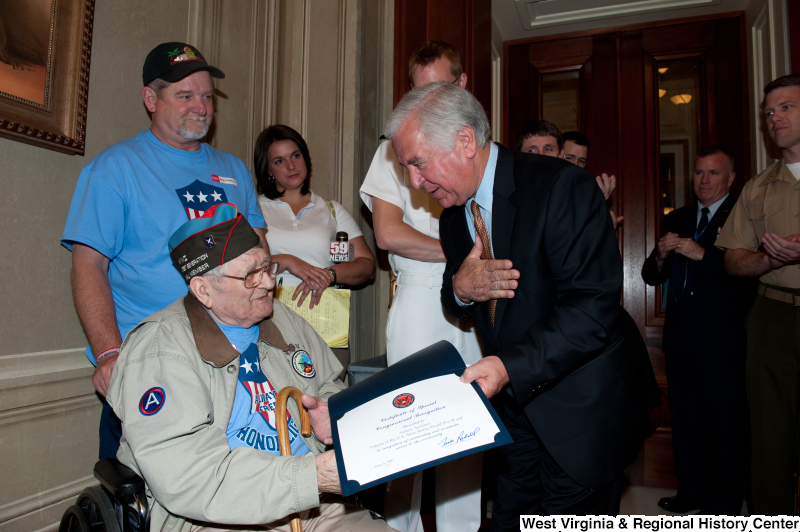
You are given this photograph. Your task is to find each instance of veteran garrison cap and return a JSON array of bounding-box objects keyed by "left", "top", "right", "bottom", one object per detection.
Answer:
[
  {"left": 143, "top": 42, "right": 225, "bottom": 86},
  {"left": 168, "top": 203, "right": 260, "bottom": 283}
]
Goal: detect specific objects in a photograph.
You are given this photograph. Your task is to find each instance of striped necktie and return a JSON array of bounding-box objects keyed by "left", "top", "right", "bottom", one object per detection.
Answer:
[{"left": 471, "top": 200, "right": 496, "bottom": 325}]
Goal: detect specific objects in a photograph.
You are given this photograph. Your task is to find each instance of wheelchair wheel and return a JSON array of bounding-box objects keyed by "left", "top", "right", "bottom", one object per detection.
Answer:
[
  {"left": 74, "top": 486, "right": 122, "bottom": 532},
  {"left": 59, "top": 504, "right": 92, "bottom": 532}
]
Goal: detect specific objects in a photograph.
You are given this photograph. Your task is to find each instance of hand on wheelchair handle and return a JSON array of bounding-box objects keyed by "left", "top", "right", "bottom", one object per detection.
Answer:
[
  {"left": 92, "top": 353, "right": 119, "bottom": 397},
  {"left": 315, "top": 451, "right": 341, "bottom": 494}
]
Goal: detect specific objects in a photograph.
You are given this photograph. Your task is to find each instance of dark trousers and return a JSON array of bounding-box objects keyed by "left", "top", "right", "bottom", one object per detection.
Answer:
[
  {"left": 664, "top": 351, "right": 746, "bottom": 514},
  {"left": 99, "top": 399, "right": 122, "bottom": 460},
  {"left": 490, "top": 395, "right": 622, "bottom": 531},
  {"left": 746, "top": 294, "right": 800, "bottom": 515}
]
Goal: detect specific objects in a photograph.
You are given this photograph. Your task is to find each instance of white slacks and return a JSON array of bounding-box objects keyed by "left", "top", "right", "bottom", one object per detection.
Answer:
[{"left": 384, "top": 274, "right": 484, "bottom": 532}]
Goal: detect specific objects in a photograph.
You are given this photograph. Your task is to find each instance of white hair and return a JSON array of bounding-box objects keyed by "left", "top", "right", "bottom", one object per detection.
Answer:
[{"left": 384, "top": 82, "right": 490, "bottom": 153}]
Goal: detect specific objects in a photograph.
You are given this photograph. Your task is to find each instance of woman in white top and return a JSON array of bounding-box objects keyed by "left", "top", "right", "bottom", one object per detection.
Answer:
[{"left": 254, "top": 124, "right": 375, "bottom": 309}]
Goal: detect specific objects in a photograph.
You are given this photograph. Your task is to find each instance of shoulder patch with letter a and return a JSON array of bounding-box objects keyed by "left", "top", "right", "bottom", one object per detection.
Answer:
[{"left": 139, "top": 387, "right": 166, "bottom": 416}]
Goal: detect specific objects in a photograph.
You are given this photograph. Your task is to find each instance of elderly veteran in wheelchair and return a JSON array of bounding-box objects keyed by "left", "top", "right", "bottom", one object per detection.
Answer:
[{"left": 105, "top": 203, "right": 394, "bottom": 532}]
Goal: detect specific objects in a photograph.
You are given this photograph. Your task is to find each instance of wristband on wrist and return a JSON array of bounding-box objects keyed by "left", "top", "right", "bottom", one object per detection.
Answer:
[{"left": 95, "top": 347, "right": 120, "bottom": 363}]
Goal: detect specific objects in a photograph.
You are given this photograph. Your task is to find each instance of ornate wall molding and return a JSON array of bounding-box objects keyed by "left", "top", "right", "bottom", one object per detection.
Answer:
[
  {"left": 0, "top": 394, "right": 97, "bottom": 428},
  {"left": 0, "top": 394, "right": 99, "bottom": 529},
  {"left": 247, "top": 0, "right": 280, "bottom": 166},
  {"left": 0, "top": 472, "right": 95, "bottom": 523},
  {"left": 187, "top": 0, "right": 221, "bottom": 62}
]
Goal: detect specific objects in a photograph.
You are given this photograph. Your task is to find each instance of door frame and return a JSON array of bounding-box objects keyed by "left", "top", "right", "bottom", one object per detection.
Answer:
[{"left": 502, "top": 12, "right": 749, "bottom": 488}]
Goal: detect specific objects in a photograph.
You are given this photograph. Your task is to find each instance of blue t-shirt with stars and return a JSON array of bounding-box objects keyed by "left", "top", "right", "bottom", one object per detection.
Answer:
[{"left": 215, "top": 320, "right": 311, "bottom": 457}]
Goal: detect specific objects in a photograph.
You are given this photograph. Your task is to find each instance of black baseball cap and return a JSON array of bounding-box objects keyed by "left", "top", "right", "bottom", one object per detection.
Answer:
[{"left": 142, "top": 42, "right": 225, "bottom": 86}]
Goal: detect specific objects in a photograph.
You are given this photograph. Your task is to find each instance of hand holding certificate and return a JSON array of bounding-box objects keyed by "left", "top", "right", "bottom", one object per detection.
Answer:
[{"left": 328, "top": 341, "right": 512, "bottom": 495}]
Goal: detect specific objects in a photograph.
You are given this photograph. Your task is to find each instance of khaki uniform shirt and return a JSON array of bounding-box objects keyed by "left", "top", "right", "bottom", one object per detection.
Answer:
[
  {"left": 716, "top": 159, "right": 800, "bottom": 288},
  {"left": 107, "top": 295, "right": 345, "bottom": 532}
]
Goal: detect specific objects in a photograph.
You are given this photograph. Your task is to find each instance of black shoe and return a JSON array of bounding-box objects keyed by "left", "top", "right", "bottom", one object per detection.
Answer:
[{"left": 658, "top": 496, "right": 701, "bottom": 513}]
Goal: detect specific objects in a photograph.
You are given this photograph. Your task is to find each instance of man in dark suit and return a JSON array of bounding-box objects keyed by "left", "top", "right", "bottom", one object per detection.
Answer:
[
  {"left": 385, "top": 82, "right": 659, "bottom": 523},
  {"left": 642, "top": 146, "right": 756, "bottom": 515}
]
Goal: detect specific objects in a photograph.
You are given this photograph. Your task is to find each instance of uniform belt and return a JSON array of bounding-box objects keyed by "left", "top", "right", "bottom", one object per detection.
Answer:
[
  {"left": 396, "top": 273, "right": 442, "bottom": 288},
  {"left": 757, "top": 282, "right": 800, "bottom": 306}
]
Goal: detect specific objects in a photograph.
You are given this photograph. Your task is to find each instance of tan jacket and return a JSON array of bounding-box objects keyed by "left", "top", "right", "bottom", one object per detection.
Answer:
[
  {"left": 716, "top": 159, "right": 800, "bottom": 288},
  {"left": 107, "top": 295, "right": 345, "bottom": 531}
]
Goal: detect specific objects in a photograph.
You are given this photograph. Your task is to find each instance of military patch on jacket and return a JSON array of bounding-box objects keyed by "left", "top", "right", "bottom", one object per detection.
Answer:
[
  {"left": 291, "top": 350, "right": 316, "bottom": 378},
  {"left": 139, "top": 387, "right": 166, "bottom": 416}
]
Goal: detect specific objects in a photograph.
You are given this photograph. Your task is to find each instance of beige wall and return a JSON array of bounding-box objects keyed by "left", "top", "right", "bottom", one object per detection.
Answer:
[
  {"left": 0, "top": 0, "right": 392, "bottom": 529},
  {"left": 193, "top": 0, "right": 394, "bottom": 363},
  {"left": 0, "top": 1, "right": 189, "bottom": 529}
]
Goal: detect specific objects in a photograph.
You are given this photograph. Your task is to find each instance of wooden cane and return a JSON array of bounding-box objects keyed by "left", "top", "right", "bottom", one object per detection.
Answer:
[{"left": 276, "top": 387, "right": 313, "bottom": 532}]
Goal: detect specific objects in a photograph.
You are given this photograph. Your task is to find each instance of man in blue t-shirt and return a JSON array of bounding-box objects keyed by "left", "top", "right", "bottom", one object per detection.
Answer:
[{"left": 61, "top": 42, "right": 267, "bottom": 460}]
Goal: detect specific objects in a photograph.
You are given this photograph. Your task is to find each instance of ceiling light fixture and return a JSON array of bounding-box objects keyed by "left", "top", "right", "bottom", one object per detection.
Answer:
[{"left": 670, "top": 94, "right": 692, "bottom": 105}]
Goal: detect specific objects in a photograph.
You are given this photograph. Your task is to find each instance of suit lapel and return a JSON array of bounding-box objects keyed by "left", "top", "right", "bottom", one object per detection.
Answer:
[
  {"left": 679, "top": 205, "right": 697, "bottom": 239},
  {"left": 669, "top": 207, "right": 696, "bottom": 301},
  {"left": 678, "top": 196, "right": 734, "bottom": 296},
  {"left": 446, "top": 204, "right": 474, "bottom": 261},
  {"left": 440, "top": 193, "right": 483, "bottom": 322},
  {"left": 490, "top": 145, "right": 517, "bottom": 334}
]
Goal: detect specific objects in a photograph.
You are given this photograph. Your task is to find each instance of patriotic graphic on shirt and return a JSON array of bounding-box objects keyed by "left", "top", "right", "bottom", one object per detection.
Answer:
[
  {"left": 175, "top": 179, "right": 229, "bottom": 220},
  {"left": 227, "top": 343, "right": 311, "bottom": 456},
  {"left": 239, "top": 344, "right": 288, "bottom": 430}
]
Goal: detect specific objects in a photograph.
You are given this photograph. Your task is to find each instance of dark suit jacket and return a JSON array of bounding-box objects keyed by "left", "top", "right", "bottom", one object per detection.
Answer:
[
  {"left": 641, "top": 197, "right": 757, "bottom": 359},
  {"left": 439, "top": 144, "right": 659, "bottom": 488}
]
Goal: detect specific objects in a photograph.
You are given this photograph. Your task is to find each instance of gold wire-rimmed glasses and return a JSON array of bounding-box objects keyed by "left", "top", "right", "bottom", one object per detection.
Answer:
[{"left": 222, "top": 262, "right": 279, "bottom": 288}]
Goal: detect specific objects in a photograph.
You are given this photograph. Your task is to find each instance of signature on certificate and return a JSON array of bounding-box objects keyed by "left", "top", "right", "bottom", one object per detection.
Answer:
[{"left": 436, "top": 427, "right": 481, "bottom": 448}]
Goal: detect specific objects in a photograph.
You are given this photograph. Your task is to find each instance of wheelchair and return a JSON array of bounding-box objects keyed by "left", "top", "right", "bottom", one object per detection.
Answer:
[{"left": 59, "top": 459, "right": 150, "bottom": 532}]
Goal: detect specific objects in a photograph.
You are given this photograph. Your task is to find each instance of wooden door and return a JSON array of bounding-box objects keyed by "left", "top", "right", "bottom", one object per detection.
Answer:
[
  {"left": 393, "top": 0, "right": 491, "bottom": 115},
  {"left": 504, "top": 14, "right": 749, "bottom": 488}
]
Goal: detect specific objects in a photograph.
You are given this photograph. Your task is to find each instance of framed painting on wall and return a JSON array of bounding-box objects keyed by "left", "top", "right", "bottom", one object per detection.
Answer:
[{"left": 0, "top": 0, "right": 95, "bottom": 155}]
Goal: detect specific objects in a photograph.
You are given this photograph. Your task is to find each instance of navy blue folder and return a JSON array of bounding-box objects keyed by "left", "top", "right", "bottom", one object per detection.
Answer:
[{"left": 328, "top": 340, "right": 513, "bottom": 496}]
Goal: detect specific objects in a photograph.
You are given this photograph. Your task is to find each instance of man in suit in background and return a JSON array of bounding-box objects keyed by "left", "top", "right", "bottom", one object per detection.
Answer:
[
  {"left": 385, "top": 82, "right": 659, "bottom": 523},
  {"left": 642, "top": 146, "right": 756, "bottom": 515}
]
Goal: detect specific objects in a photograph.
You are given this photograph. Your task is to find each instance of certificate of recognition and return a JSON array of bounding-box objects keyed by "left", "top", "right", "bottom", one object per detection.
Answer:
[{"left": 328, "top": 341, "right": 512, "bottom": 495}]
